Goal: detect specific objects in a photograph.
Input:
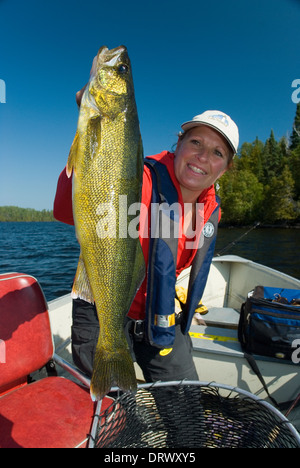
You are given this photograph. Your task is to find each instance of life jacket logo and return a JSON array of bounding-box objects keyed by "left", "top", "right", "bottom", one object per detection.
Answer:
[{"left": 203, "top": 222, "right": 214, "bottom": 238}]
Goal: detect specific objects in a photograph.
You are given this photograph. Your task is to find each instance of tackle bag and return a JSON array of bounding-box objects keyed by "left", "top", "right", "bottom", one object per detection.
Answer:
[
  {"left": 238, "top": 286, "right": 300, "bottom": 362},
  {"left": 238, "top": 286, "right": 300, "bottom": 408}
]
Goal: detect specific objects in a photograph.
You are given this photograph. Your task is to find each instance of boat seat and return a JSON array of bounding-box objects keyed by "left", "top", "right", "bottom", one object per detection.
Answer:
[
  {"left": 190, "top": 324, "right": 242, "bottom": 358},
  {"left": 204, "top": 306, "right": 240, "bottom": 329},
  {"left": 0, "top": 272, "right": 111, "bottom": 448}
]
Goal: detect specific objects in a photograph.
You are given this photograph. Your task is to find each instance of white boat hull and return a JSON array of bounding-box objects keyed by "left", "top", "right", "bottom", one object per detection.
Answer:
[{"left": 48, "top": 255, "right": 300, "bottom": 431}]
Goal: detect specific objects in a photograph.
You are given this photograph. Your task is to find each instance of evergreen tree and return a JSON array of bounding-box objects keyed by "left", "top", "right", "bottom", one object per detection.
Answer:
[
  {"left": 289, "top": 144, "right": 300, "bottom": 200},
  {"left": 238, "top": 142, "right": 253, "bottom": 171},
  {"left": 263, "top": 165, "right": 296, "bottom": 223},
  {"left": 278, "top": 136, "right": 289, "bottom": 163},
  {"left": 290, "top": 103, "right": 300, "bottom": 150},
  {"left": 237, "top": 138, "right": 264, "bottom": 182},
  {"left": 218, "top": 169, "right": 264, "bottom": 224},
  {"left": 263, "top": 130, "right": 282, "bottom": 182},
  {"left": 249, "top": 137, "right": 265, "bottom": 182}
]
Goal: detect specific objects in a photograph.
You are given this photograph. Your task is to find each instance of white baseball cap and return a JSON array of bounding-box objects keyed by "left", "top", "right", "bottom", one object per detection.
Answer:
[{"left": 181, "top": 110, "right": 239, "bottom": 154}]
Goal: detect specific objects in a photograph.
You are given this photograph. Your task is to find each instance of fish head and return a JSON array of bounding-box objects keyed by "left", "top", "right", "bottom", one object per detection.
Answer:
[{"left": 88, "top": 45, "right": 135, "bottom": 117}]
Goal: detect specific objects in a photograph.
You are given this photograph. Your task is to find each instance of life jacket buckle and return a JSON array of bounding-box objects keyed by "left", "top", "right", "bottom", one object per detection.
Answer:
[{"left": 133, "top": 320, "right": 144, "bottom": 340}]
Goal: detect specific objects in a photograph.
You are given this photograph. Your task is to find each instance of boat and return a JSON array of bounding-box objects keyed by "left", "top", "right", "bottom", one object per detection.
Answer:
[
  {"left": 0, "top": 255, "right": 299, "bottom": 448},
  {"left": 49, "top": 255, "right": 300, "bottom": 430}
]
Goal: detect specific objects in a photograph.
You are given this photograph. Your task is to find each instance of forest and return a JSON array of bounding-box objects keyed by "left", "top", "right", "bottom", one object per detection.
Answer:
[
  {"left": 217, "top": 103, "right": 300, "bottom": 225},
  {"left": 0, "top": 206, "right": 55, "bottom": 222},
  {"left": 1, "top": 104, "right": 300, "bottom": 226}
]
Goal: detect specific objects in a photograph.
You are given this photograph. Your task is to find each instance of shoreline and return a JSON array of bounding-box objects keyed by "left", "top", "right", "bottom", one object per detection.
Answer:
[
  {"left": 0, "top": 220, "right": 300, "bottom": 229},
  {"left": 219, "top": 223, "right": 300, "bottom": 230}
]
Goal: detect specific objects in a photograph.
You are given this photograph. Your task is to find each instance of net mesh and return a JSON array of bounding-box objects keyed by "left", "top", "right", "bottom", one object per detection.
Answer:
[{"left": 91, "top": 382, "right": 300, "bottom": 448}]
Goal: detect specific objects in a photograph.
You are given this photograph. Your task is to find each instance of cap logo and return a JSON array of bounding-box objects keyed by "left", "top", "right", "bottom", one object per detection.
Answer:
[{"left": 208, "top": 114, "right": 229, "bottom": 127}]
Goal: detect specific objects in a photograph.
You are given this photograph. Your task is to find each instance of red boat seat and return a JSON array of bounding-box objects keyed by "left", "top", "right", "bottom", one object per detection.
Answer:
[{"left": 0, "top": 273, "right": 110, "bottom": 448}]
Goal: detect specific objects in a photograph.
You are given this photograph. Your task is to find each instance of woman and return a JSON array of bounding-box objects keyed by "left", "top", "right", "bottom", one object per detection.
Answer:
[{"left": 53, "top": 109, "right": 239, "bottom": 383}]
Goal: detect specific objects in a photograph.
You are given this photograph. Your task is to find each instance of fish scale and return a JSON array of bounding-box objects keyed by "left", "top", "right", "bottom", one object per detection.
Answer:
[{"left": 66, "top": 45, "right": 145, "bottom": 400}]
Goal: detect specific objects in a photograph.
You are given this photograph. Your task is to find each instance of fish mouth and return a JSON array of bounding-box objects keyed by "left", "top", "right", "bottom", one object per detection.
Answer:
[
  {"left": 98, "top": 45, "right": 127, "bottom": 67},
  {"left": 187, "top": 164, "right": 207, "bottom": 175}
]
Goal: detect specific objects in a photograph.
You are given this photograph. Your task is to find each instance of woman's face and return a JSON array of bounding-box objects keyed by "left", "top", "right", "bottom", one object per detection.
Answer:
[{"left": 174, "top": 125, "right": 231, "bottom": 202}]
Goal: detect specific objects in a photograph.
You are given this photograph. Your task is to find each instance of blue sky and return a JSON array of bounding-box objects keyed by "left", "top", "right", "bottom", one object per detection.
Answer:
[{"left": 0, "top": 0, "right": 299, "bottom": 210}]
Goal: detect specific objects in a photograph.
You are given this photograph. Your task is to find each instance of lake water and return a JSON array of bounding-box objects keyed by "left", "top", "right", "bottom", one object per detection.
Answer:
[{"left": 0, "top": 222, "right": 299, "bottom": 301}]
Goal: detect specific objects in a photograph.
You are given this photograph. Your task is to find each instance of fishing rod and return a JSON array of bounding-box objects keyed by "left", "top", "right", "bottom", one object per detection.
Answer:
[{"left": 215, "top": 222, "right": 261, "bottom": 257}]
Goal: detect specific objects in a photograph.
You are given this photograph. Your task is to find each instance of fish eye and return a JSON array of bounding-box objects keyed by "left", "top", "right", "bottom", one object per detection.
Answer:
[{"left": 118, "top": 64, "right": 128, "bottom": 74}]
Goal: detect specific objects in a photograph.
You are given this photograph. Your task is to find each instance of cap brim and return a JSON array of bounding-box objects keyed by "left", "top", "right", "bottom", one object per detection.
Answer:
[{"left": 181, "top": 120, "right": 236, "bottom": 154}]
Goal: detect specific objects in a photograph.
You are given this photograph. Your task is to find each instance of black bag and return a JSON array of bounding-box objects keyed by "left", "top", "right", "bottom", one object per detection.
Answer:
[
  {"left": 239, "top": 286, "right": 300, "bottom": 362},
  {"left": 238, "top": 286, "right": 300, "bottom": 407}
]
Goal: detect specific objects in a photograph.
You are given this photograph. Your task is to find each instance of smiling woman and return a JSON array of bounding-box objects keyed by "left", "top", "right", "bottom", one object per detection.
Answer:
[
  {"left": 174, "top": 126, "right": 230, "bottom": 203},
  {"left": 173, "top": 111, "right": 238, "bottom": 204}
]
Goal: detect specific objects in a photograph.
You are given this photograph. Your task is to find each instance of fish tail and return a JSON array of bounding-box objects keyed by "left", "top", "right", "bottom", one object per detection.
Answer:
[{"left": 90, "top": 346, "right": 137, "bottom": 401}]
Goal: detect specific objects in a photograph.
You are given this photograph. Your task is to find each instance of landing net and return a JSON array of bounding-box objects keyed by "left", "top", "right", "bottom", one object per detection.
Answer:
[{"left": 89, "top": 381, "right": 300, "bottom": 448}]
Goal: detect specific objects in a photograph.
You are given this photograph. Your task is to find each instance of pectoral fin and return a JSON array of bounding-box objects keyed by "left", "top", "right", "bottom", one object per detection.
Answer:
[{"left": 72, "top": 252, "right": 94, "bottom": 304}]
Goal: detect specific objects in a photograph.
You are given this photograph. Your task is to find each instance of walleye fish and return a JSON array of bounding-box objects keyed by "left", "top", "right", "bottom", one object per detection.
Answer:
[{"left": 66, "top": 45, "right": 145, "bottom": 400}]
